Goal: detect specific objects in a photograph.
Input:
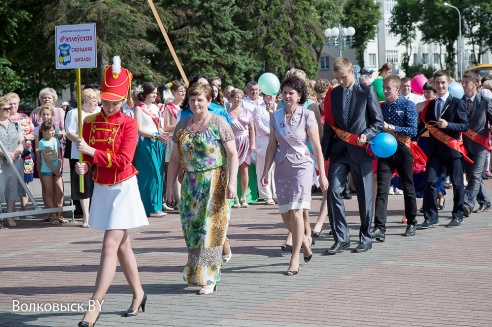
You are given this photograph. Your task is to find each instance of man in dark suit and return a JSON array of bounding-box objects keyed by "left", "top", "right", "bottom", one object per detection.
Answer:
[
  {"left": 461, "top": 73, "right": 492, "bottom": 216},
  {"left": 321, "top": 57, "right": 383, "bottom": 254},
  {"left": 418, "top": 70, "right": 468, "bottom": 228}
]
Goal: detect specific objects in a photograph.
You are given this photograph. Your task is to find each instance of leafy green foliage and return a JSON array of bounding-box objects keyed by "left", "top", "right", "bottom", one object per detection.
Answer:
[
  {"left": 1, "top": 0, "right": 363, "bottom": 104},
  {"left": 389, "top": 0, "right": 421, "bottom": 74},
  {"left": 341, "top": 0, "right": 381, "bottom": 67}
]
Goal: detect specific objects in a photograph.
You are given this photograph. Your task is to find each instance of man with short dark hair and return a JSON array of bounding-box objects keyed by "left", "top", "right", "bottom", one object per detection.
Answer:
[
  {"left": 461, "top": 72, "right": 492, "bottom": 216},
  {"left": 372, "top": 75, "right": 418, "bottom": 239},
  {"left": 418, "top": 70, "right": 468, "bottom": 228}
]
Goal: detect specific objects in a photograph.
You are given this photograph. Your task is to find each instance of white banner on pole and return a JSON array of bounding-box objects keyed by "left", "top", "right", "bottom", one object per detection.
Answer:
[{"left": 55, "top": 23, "right": 97, "bottom": 69}]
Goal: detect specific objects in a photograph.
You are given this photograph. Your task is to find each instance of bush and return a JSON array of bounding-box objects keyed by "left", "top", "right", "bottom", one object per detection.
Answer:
[{"left": 405, "top": 64, "right": 435, "bottom": 79}]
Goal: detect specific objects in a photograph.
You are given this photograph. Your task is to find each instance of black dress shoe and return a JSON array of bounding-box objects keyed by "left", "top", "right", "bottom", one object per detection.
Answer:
[
  {"left": 403, "top": 224, "right": 416, "bottom": 236},
  {"left": 324, "top": 242, "right": 350, "bottom": 255},
  {"left": 353, "top": 243, "right": 372, "bottom": 253},
  {"left": 475, "top": 203, "right": 491, "bottom": 213},
  {"left": 342, "top": 192, "right": 352, "bottom": 200},
  {"left": 370, "top": 228, "right": 385, "bottom": 242}
]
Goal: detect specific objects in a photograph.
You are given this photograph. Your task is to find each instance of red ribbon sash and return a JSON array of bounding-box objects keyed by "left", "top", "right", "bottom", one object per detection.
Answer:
[
  {"left": 323, "top": 86, "right": 372, "bottom": 154},
  {"left": 463, "top": 129, "right": 492, "bottom": 151},
  {"left": 138, "top": 103, "right": 160, "bottom": 130},
  {"left": 421, "top": 99, "right": 473, "bottom": 164},
  {"left": 165, "top": 103, "right": 179, "bottom": 119},
  {"left": 379, "top": 101, "right": 427, "bottom": 172}
]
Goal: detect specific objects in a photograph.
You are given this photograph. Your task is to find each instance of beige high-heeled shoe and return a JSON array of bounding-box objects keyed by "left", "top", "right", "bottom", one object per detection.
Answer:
[{"left": 197, "top": 284, "right": 217, "bottom": 295}]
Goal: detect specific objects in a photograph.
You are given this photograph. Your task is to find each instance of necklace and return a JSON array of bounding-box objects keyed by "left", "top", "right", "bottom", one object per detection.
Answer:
[
  {"left": 189, "top": 113, "right": 210, "bottom": 132},
  {"left": 285, "top": 106, "right": 299, "bottom": 126}
]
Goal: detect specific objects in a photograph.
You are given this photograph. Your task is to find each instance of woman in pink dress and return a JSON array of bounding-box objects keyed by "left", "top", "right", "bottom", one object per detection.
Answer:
[
  {"left": 227, "top": 89, "right": 255, "bottom": 208},
  {"left": 261, "top": 77, "right": 328, "bottom": 276}
]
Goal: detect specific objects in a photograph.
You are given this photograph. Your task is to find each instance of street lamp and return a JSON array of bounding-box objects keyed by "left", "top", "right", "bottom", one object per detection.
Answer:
[
  {"left": 324, "top": 24, "right": 356, "bottom": 58},
  {"left": 443, "top": 2, "right": 462, "bottom": 80}
]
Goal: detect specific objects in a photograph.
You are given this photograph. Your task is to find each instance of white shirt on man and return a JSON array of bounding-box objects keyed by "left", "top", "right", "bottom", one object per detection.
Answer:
[
  {"left": 242, "top": 96, "right": 265, "bottom": 112},
  {"left": 403, "top": 92, "right": 424, "bottom": 105}
]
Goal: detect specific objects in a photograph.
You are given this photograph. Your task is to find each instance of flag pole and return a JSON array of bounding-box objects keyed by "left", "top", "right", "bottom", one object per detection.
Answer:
[{"left": 147, "top": 0, "right": 189, "bottom": 86}]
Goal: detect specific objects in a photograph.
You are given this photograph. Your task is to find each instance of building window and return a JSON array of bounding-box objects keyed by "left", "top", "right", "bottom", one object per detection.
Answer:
[
  {"left": 386, "top": 50, "right": 399, "bottom": 64},
  {"left": 384, "top": 0, "right": 396, "bottom": 12},
  {"left": 422, "top": 53, "right": 429, "bottom": 65},
  {"left": 369, "top": 54, "right": 376, "bottom": 67},
  {"left": 433, "top": 53, "right": 440, "bottom": 64},
  {"left": 320, "top": 56, "right": 330, "bottom": 70},
  {"left": 413, "top": 53, "right": 418, "bottom": 65},
  {"left": 385, "top": 25, "right": 396, "bottom": 38}
]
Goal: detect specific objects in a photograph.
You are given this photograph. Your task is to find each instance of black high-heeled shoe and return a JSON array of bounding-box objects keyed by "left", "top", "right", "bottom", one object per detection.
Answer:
[
  {"left": 304, "top": 237, "right": 313, "bottom": 262},
  {"left": 124, "top": 293, "right": 147, "bottom": 317},
  {"left": 437, "top": 199, "right": 446, "bottom": 210},
  {"left": 78, "top": 313, "right": 100, "bottom": 327},
  {"left": 281, "top": 244, "right": 292, "bottom": 252},
  {"left": 311, "top": 229, "right": 323, "bottom": 238}
]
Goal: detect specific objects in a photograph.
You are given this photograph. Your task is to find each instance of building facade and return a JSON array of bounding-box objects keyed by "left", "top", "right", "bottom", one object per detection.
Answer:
[{"left": 317, "top": 0, "right": 491, "bottom": 80}]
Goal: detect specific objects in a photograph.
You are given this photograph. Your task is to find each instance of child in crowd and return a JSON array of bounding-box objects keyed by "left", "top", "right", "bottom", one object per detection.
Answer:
[
  {"left": 38, "top": 121, "right": 66, "bottom": 224},
  {"left": 34, "top": 105, "right": 66, "bottom": 223}
]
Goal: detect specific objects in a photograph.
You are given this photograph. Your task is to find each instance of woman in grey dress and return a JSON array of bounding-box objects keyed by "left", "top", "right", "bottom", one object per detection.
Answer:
[{"left": 261, "top": 77, "right": 328, "bottom": 276}]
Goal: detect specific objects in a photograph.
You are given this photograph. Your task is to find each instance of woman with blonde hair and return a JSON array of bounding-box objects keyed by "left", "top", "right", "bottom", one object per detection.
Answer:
[
  {"left": 66, "top": 88, "right": 101, "bottom": 227},
  {"left": 30, "top": 88, "right": 66, "bottom": 131},
  {"left": 228, "top": 88, "right": 255, "bottom": 208},
  {"left": 5, "top": 93, "right": 34, "bottom": 212},
  {"left": 0, "top": 96, "right": 25, "bottom": 227}
]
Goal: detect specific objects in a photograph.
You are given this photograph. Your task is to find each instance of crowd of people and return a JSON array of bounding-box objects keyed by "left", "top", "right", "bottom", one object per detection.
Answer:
[{"left": 1, "top": 56, "right": 492, "bottom": 326}]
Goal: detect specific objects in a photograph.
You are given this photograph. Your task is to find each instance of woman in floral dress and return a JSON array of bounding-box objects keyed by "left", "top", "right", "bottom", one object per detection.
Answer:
[{"left": 166, "top": 83, "right": 238, "bottom": 295}]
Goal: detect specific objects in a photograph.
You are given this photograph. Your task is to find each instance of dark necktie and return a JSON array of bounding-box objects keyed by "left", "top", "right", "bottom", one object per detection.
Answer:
[
  {"left": 435, "top": 98, "right": 443, "bottom": 118},
  {"left": 344, "top": 88, "right": 351, "bottom": 126},
  {"left": 467, "top": 98, "right": 473, "bottom": 116}
]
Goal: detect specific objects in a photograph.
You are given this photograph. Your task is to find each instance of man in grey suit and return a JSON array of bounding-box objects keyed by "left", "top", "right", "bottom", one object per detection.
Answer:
[
  {"left": 321, "top": 57, "right": 383, "bottom": 254},
  {"left": 461, "top": 72, "right": 492, "bottom": 216}
]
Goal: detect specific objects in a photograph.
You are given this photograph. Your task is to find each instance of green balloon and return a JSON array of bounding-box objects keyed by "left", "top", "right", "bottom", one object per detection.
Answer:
[
  {"left": 258, "top": 73, "right": 280, "bottom": 96},
  {"left": 371, "top": 78, "right": 386, "bottom": 101}
]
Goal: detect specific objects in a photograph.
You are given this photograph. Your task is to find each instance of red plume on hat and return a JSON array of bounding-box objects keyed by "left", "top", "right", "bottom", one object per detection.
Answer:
[{"left": 100, "top": 56, "right": 133, "bottom": 106}]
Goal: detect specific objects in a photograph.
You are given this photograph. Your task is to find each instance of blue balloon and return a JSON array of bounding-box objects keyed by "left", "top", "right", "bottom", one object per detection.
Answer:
[
  {"left": 370, "top": 132, "right": 397, "bottom": 158},
  {"left": 448, "top": 81, "right": 464, "bottom": 99}
]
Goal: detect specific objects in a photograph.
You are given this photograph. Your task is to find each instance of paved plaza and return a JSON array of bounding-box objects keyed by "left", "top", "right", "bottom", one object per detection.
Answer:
[{"left": 1, "top": 170, "right": 492, "bottom": 327}]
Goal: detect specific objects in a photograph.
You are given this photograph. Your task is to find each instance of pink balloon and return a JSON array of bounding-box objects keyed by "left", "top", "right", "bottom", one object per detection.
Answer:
[{"left": 410, "top": 75, "right": 428, "bottom": 95}]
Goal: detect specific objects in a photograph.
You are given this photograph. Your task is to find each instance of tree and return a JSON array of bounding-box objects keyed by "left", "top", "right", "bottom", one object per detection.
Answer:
[
  {"left": 461, "top": 0, "right": 492, "bottom": 65},
  {"left": 389, "top": 0, "right": 422, "bottom": 74},
  {"left": 311, "top": 0, "right": 344, "bottom": 66},
  {"left": 234, "top": 0, "right": 331, "bottom": 81},
  {"left": 156, "top": 0, "right": 257, "bottom": 86},
  {"left": 341, "top": 0, "right": 381, "bottom": 67},
  {"left": 418, "top": 0, "right": 460, "bottom": 75},
  {"left": 43, "top": 0, "right": 161, "bottom": 83},
  {"left": 0, "top": 0, "right": 31, "bottom": 94}
]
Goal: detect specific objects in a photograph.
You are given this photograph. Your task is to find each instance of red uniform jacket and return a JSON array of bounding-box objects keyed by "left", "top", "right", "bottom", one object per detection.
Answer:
[{"left": 82, "top": 110, "right": 138, "bottom": 186}]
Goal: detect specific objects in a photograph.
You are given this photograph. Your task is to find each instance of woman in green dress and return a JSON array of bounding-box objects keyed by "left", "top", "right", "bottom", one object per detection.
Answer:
[{"left": 166, "top": 83, "right": 238, "bottom": 295}]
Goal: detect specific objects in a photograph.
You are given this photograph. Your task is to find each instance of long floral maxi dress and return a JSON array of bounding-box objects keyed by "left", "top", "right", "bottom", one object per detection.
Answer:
[{"left": 173, "top": 115, "right": 234, "bottom": 286}]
